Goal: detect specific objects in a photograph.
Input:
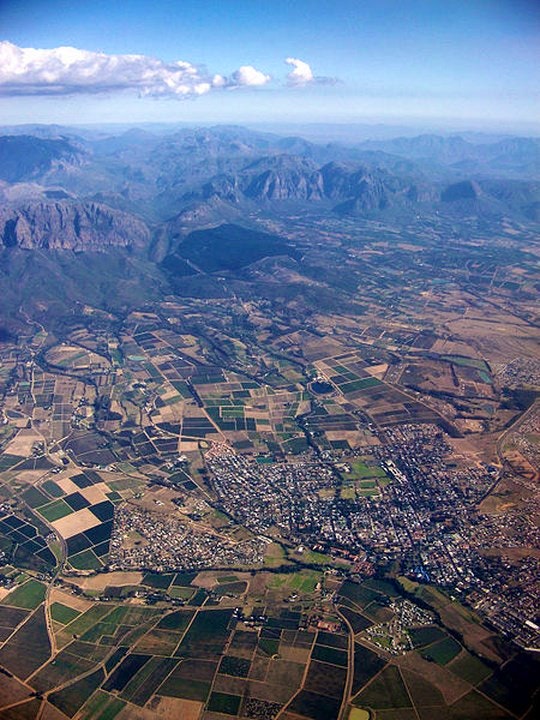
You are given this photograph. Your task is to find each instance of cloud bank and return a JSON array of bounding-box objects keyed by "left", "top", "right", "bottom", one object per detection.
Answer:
[
  {"left": 0, "top": 41, "right": 271, "bottom": 97},
  {"left": 0, "top": 43, "right": 335, "bottom": 99}
]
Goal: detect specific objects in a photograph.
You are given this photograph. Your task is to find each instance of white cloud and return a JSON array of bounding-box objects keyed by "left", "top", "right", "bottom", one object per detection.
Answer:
[
  {"left": 0, "top": 43, "right": 340, "bottom": 99},
  {"left": 230, "top": 65, "right": 271, "bottom": 87},
  {"left": 285, "top": 57, "right": 338, "bottom": 87},
  {"left": 0, "top": 41, "right": 271, "bottom": 98},
  {"left": 285, "top": 57, "right": 314, "bottom": 86}
]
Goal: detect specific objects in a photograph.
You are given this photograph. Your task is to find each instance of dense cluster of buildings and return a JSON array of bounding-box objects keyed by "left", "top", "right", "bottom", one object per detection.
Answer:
[
  {"left": 371, "top": 423, "right": 540, "bottom": 650},
  {"left": 108, "top": 503, "right": 266, "bottom": 571},
  {"left": 205, "top": 443, "right": 351, "bottom": 546},
  {"left": 495, "top": 357, "right": 540, "bottom": 389},
  {"left": 202, "top": 422, "right": 539, "bottom": 649}
]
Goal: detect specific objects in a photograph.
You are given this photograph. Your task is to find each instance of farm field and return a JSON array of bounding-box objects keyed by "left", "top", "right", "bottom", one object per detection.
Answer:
[
  {"left": 0, "top": 570, "right": 531, "bottom": 720},
  {"left": 0, "top": 188, "right": 539, "bottom": 719}
]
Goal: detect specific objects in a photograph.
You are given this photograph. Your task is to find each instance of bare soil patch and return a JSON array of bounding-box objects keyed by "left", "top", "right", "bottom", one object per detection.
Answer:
[
  {"left": 52, "top": 508, "right": 101, "bottom": 538},
  {"left": 56, "top": 477, "right": 82, "bottom": 495},
  {"left": 147, "top": 697, "right": 203, "bottom": 720},
  {"left": 4, "top": 429, "right": 43, "bottom": 457},
  {"left": 69, "top": 571, "right": 143, "bottom": 591},
  {"left": 40, "top": 703, "right": 69, "bottom": 720},
  {"left": 15, "top": 470, "right": 46, "bottom": 485},
  {"left": 0, "top": 672, "right": 32, "bottom": 709},
  {"left": 79, "top": 482, "right": 110, "bottom": 504},
  {"left": 50, "top": 588, "right": 92, "bottom": 612}
]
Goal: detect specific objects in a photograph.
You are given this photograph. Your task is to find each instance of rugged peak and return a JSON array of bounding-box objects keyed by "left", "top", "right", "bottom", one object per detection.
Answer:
[{"left": 0, "top": 201, "right": 150, "bottom": 251}]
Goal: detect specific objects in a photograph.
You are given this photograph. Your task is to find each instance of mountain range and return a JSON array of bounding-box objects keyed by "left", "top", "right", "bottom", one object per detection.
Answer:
[
  {"left": 0, "top": 126, "right": 540, "bottom": 280},
  {"left": 0, "top": 122, "right": 538, "bottom": 341},
  {"left": 0, "top": 125, "right": 539, "bottom": 255}
]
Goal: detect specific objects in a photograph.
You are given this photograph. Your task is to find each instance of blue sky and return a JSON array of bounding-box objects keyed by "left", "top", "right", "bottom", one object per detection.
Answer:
[{"left": 0, "top": 0, "right": 538, "bottom": 130}]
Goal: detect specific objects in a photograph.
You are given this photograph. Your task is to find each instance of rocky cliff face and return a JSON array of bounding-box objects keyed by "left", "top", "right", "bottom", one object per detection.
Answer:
[
  {"left": 0, "top": 201, "right": 150, "bottom": 251},
  {"left": 241, "top": 156, "right": 325, "bottom": 201},
  {"left": 191, "top": 154, "right": 421, "bottom": 210}
]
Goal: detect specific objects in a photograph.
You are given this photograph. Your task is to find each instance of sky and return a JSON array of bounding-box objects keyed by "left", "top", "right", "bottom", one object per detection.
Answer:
[{"left": 0, "top": 0, "right": 539, "bottom": 131}]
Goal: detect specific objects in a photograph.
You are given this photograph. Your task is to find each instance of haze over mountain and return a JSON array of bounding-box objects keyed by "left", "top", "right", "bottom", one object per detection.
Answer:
[
  {"left": 1, "top": 125, "right": 539, "bottom": 257},
  {"left": 0, "top": 121, "right": 537, "bottom": 335}
]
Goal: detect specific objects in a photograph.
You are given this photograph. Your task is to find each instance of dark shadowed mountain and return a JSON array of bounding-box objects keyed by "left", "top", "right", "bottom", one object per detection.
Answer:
[
  {"left": 441, "top": 180, "right": 481, "bottom": 202},
  {"left": 162, "top": 223, "right": 298, "bottom": 276}
]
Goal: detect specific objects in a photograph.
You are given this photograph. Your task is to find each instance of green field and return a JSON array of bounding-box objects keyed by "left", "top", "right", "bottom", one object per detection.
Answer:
[
  {"left": 78, "top": 691, "right": 126, "bottom": 720},
  {"left": 339, "top": 606, "right": 372, "bottom": 633},
  {"left": 37, "top": 658, "right": 96, "bottom": 694},
  {"left": 50, "top": 602, "right": 81, "bottom": 624},
  {"left": 409, "top": 625, "right": 446, "bottom": 647},
  {"left": 142, "top": 572, "right": 175, "bottom": 589},
  {"left": 207, "top": 692, "right": 241, "bottom": 715},
  {"left": 217, "top": 574, "right": 239, "bottom": 584},
  {"left": 69, "top": 548, "right": 103, "bottom": 570},
  {"left": 441, "top": 355, "right": 489, "bottom": 371},
  {"left": 269, "top": 569, "right": 320, "bottom": 593},
  {"left": 419, "top": 636, "right": 461, "bottom": 665},
  {"left": 158, "top": 673, "right": 211, "bottom": 701},
  {"left": 258, "top": 637, "right": 279, "bottom": 656},
  {"left": 175, "top": 608, "right": 232, "bottom": 659},
  {"left": 354, "top": 664, "right": 412, "bottom": 710},
  {"left": 38, "top": 499, "right": 73, "bottom": 522},
  {"left": 448, "top": 651, "right": 492, "bottom": 685},
  {"left": 0, "top": 454, "right": 23, "bottom": 470},
  {"left": 339, "top": 580, "right": 380, "bottom": 607},
  {"left": 290, "top": 570, "right": 320, "bottom": 593},
  {"left": 42, "top": 480, "right": 65, "bottom": 498},
  {"left": 289, "top": 689, "right": 342, "bottom": 720},
  {"left": 22, "top": 486, "right": 50, "bottom": 508},
  {"left": 352, "top": 643, "right": 387, "bottom": 695},
  {"left": 158, "top": 609, "right": 194, "bottom": 632},
  {"left": 449, "top": 689, "right": 513, "bottom": 719},
  {"left": 362, "top": 578, "right": 399, "bottom": 597},
  {"left": 348, "top": 460, "right": 387, "bottom": 480},
  {"left": 312, "top": 644, "right": 348, "bottom": 666},
  {"left": 339, "top": 377, "right": 382, "bottom": 393},
  {"left": 120, "top": 656, "right": 179, "bottom": 705},
  {"left": 168, "top": 586, "right": 195, "bottom": 600},
  {"left": 62, "top": 604, "right": 114, "bottom": 636},
  {"left": 1, "top": 579, "right": 46, "bottom": 609},
  {"left": 401, "top": 667, "right": 445, "bottom": 707},
  {"left": 49, "top": 667, "right": 105, "bottom": 716},
  {"left": 219, "top": 655, "right": 251, "bottom": 677}
]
